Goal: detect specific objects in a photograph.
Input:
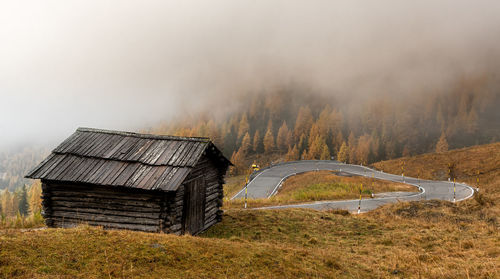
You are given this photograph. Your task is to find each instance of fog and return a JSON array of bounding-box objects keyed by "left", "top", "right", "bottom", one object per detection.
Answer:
[{"left": 1, "top": 0, "right": 499, "bottom": 149}]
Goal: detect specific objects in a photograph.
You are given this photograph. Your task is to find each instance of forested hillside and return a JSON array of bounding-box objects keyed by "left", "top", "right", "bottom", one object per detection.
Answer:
[
  {"left": 150, "top": 76, "right": 500, "bottom": 173},
  {"left": 0, "top": 147, "right": 49, "bottom": 191}
]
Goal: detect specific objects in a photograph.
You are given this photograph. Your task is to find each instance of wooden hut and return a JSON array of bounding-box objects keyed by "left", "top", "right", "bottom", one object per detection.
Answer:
[{"left": 25, "top": 128, "right": 231, "bottom": 235}]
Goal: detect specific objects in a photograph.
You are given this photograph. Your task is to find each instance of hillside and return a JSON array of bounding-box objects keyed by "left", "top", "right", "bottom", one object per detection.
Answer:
[
  {"left": 372, "top": 142, "right": 500, "bottom": 200},
  {"left": 149, "top": 85, "right": 500, "bottom": 175},
  {"left": 1, "top": 203, "right": 498, "bottom": 278},
  {"left": 0, "top": 147, "right": 49, "bottom": 191},
  {"left": 1, "top": 143, "right": 499, "bottom": 278}
]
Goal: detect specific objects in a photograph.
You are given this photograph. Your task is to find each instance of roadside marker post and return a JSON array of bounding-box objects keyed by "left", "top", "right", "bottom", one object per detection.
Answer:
[
  {"left": 371, "top": 173, "right": 375, "bottom": 198},
  {"left": 448, "top": 163, "right": 451, "bottom": 182},
  {"left": 476, "top": 170, "right": 480, "bottom": 192},
  {"left": 418, "top": 170, "right": 422, "bottom": 200},
  {"left": 243, "top": 164, "right": 261, "bottom": 209},
  {"left": 453, "top": 178, "right": 456, "bottom": 203},
  {"left": 402, "top": 161, "right": 405, "bottom": 183},
  {"left": 358, "top": 183, "right": 363, "bottom": 214},
  {"left": 244, "top": 176, "right": 248, "bottom": 209}
]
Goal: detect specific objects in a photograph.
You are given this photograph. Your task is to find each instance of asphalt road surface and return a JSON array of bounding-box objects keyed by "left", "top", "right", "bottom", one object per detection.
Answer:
[{"left": 231, "top": 160, "right": 475, "bottom": 213}]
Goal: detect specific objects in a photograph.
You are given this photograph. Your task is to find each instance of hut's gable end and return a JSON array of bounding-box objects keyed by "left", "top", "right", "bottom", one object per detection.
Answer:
[
  {"left": 41, "top": 181, "right": 165, "bottom": 232},
  {"left": 167, "top": 154, "right": 224, "bottom": 235}
]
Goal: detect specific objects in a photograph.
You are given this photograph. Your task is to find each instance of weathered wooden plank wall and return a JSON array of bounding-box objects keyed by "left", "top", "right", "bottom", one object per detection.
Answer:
[
  {"left": 42, "top": 181, "right": 165, "bottom": 232},
  {"left": 40, "top": 153, "right": 225, "bottom": 235}
]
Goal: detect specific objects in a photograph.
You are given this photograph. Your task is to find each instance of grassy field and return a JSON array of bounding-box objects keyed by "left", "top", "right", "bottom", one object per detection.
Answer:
[
  {"left": 0, "top": 213, "right": 44, "bottom": 230},
  {"left": 1, "top": 200, "right": 498, "bottom": 278},
  {"left": 373, "top": 142, "right": 500, "bottom": 217},
  {"left": 224, "top": 171, "right": 417, "bottom": 209},
  {"left": 373, "top": 142, "right": 499, "bottom": 195},
  {"left": 223, "top": 175, "right": 247, "bottom": 199},
  {"left": 1, "top": 143, "right": 499, "bottom": 278}
]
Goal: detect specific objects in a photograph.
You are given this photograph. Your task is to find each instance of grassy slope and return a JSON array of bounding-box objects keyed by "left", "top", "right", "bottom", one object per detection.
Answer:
[
  {"left": 1, "top": 143, "right": 499, "bottom": 278},
  {"left": 224, "top": 171, "right": 417, "bottom": 209},
  {"left": 373, "top": 142, "right": 500, "bottom": 218},
  {"left": 222, "top": 175, "right": 247, "bottom": 199},
  {"left": 1, "top": 204, "right": 498, "bottom": 278},
  {"left": 373, "top": 142, "right": 500, "bottom": 198}
]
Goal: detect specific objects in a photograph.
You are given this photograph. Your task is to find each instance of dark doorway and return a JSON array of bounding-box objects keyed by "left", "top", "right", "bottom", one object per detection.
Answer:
[{"left": 182, "top": 177, "right": 206, "bottom": 235}]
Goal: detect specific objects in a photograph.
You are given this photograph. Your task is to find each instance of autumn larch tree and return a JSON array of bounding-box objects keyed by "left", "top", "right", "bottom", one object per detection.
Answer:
[
  {"left": 276, "top": 121, "right": 290, "bottom": 153},
  {"left": 294, "top": 106, "right": 314, "bottom": 141},
  {"left": 230, "top": 148, "right": 246, "bottom": 174},
  {"left": 285, "top": 145, "right": 300, "bottom": 161},
  {"left": 252, "top": 130, "right": 262, "bottom": 153},
  {"left": 320, "top": 144, "right": 331, "bottom": 160},
  {"left": 298, "top": 133, "right": 308, "bottom": 156},
  {"left": 355, "top": 134, "right": 372, "bottom": 165},
  {"left": 237, "top": 114, "right": 249, "bottom": 140},
  {"left": 347, "top": 132, "right": 357, "bottom": 164},
  {"left": 307, "top": 136, "right": 328, "bottom": 160},
  {"left": 436, "top": 132, "right": 449, "bottom": 153},
  {"left": 240, "top": 132, "right": 252, "bottom": 154},
  {"left": 263, "top": 121, "right": 275, "bottom": 153},
  {"left": 1, "top": 190, "right": 15, "bottom": 216},
  {"left": 28, "top": 181, "right": 42, "bottom": 215},
  {"left": 337, "top": 141, "right": 349, "bottom": 163}
]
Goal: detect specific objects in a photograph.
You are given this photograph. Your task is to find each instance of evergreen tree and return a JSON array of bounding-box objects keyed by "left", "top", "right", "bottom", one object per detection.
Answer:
[{"left": 18, "top": 184, "right": 29, "bottom": 216}]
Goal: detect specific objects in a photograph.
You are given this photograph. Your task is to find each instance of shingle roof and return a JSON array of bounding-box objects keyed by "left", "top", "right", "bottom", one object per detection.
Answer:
[{"left": 26, "top": 128, "right": 231, "bottom": 191}]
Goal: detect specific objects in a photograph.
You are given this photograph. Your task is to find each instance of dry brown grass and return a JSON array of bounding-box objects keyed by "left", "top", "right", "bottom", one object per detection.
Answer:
[
  {"left": 0, "top": 212, "right": 44, "bottom": 230},
  {"left": 1, "top": 143, "right": 498, "bottom": 278},
  {"left": 373, "top": 142, "right": 500, "bottom": 198},
  {"left": 223, "top": 175, "right": 247, "bottom": 199},
  {"left": 2, "top": 203, "right": 497, "bottom": 278},
  {"left": 373, "top": 141, "right": 500, "bottom": 218},
  {"left": 278, "top": 171, "right": 417, "bottom": 198}
]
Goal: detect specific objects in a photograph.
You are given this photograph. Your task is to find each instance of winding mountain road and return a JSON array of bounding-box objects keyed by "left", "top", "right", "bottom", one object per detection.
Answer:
[{"left": 231, "top": 161, "right": 475, "bottom": 213}]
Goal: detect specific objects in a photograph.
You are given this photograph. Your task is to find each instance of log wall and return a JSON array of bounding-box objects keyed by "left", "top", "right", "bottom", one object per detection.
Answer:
[
  {"left": 41, "top": 181, "right": 166, "bottom": 232},
  {"left": 40, "top": 153, "right": 225, "bottom": 235}
]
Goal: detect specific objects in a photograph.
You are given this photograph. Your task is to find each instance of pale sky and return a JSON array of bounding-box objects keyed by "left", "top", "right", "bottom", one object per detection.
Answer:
[{"left": 1, "top": 0, "right": 499, "bottom": 149}]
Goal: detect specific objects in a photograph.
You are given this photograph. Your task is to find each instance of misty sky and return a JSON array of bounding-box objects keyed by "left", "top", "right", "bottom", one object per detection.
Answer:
[{"left": 1, "top": 1, "right": 499, "bottom": 149}]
